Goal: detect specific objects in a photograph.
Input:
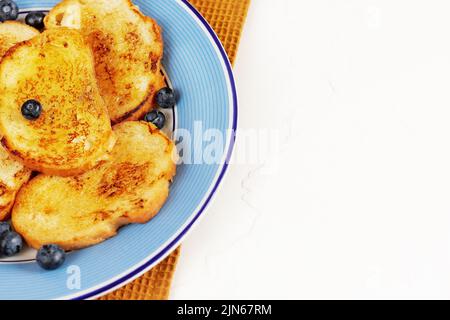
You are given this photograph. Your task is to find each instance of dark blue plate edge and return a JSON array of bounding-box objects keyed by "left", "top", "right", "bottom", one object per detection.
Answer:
[{"left": 72, "top": 0, "right": 238, "bottom": 300}]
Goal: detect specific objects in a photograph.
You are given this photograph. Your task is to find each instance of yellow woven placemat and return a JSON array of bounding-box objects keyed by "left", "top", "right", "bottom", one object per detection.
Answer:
[
  {"left": 100, "top": 0, "right": 250, "bottom": 300},
  {"left": 189, "top": 0, "right": 250, "bottom": 65}
]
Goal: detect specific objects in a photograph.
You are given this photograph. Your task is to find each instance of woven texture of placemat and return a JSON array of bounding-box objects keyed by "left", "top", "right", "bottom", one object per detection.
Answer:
[
  {"left": 188, "top": 0, "right": 250, "bottom": 65},
  {"left": 100, "top": 0, "right": 250, "bottom": 300}
]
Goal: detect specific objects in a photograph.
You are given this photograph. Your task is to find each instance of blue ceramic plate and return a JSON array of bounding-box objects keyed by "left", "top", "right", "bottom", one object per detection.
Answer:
[{"left": 0, "top": 0, "right": 237, "bottom": 299}]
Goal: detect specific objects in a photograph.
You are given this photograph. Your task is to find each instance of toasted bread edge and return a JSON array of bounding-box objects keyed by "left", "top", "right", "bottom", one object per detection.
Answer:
[{"left": 0, "top": 167, "right": 31, "bottom": 221}]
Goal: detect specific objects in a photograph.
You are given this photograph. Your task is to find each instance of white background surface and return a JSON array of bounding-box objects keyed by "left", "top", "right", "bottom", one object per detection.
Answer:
[{"left": 171, "top": 0, "right": 450, "bottom": 299}]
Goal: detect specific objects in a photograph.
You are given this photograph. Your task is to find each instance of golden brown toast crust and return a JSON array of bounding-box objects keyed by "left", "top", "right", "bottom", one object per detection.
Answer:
[
  {"left": 45, "top": 0, "right": 165, "bottom": 124},
  {"left": 0, "top": 21, "right": 39, "bottom": 58},
  {"left": 12, "top": 121, "right": 176, "bottom": 250},
  {"left": 0, "top": 146, "right": 31, "bottom": 221},
  {"left": 0, "top": 28, "right": 116, "bottom": 176}
]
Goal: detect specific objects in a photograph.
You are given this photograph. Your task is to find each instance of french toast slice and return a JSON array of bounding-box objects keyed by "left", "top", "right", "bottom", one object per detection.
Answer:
[
  {"left": 45, "top": 0, "right": 165, "bottom": 124},
  {"left": 0, "top": 28, "right": 116, "bottom": 176},
  {"left": 0, "top": 21, "right": 39, "bottom": 58},
  {"left": 12, "top": 121, "right": 176, "bottom": 250}
]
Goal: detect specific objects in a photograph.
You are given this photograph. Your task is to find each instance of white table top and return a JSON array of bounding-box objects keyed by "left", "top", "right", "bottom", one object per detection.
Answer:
[{"left": 171, "top": 0, "right": 450, "bottom": 299}]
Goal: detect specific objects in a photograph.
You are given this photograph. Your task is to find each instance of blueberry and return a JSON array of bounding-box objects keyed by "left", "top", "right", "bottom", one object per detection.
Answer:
[
  {"left": 25, "top": 11, "right": 46, "bottom": 30},
  {"left": 0, "top": 0, "right": 18, "bottom": 21},
  {"left": 36, "top": 244, "right": 66, "bottom": 270},
  {"left": 0, "top": 231, "right": 22, "bottom": 256},
  {"left": 21, "top": 99, "right": 42, "bottom": 120},
  {"left": 0, "top": 222, "right": 11, "bottom": 236},
  {"left": 144, "top": 110, "right": 166, "bottom": 129},
  {"left": 155, "top": 87, "right": 176, "bottom": 109}
]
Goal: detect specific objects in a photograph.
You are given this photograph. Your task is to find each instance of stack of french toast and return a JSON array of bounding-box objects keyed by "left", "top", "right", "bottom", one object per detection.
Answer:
[{"left": 0, "top": 0, "right": 177, "bottom": 258}]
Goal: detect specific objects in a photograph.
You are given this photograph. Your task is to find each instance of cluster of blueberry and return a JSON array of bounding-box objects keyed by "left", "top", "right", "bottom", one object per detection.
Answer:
[
  {"left": 145, "top": 87, "right": 177, "bottom": 129},
  {"left": 0, "top": 222, "right": 65, "bottom": 270},
  {"left": 0, "top": 0, "right": 45, "bottom": 29}
]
